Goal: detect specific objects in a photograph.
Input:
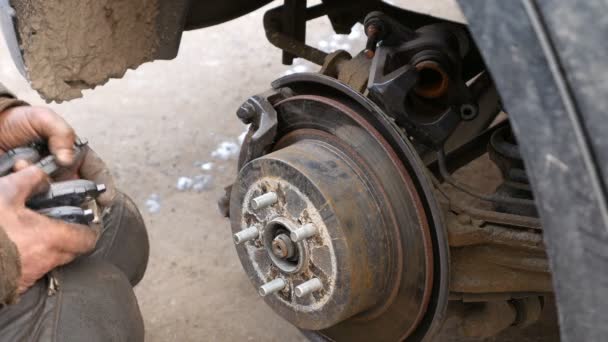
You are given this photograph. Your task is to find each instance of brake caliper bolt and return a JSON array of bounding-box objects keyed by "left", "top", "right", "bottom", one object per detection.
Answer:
[
  {"left": 259, "top": 278, "right": 287, "bottom": 297},
  {"left": 295, "top": 278, "right": 323, "bottom": 298},
  {"left": 233, "top": 226, "right": 259, "bottom": 244},
  {"left": 290, "top": 223, "right": 317, "bottom": 242},
  {"left": 251, "top": 192, "right": 278, "bottom": 210}
]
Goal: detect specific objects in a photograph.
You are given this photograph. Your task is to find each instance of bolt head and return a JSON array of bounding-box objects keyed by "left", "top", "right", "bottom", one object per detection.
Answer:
[
  {"left": 271, "top": 234, "right": 295, "bottom": 259},
  {"left": 237, "top": 101, "right": 256, "bottom": 124}
]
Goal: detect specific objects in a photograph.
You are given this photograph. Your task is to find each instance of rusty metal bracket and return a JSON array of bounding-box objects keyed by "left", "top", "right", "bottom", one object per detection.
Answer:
[
  {"left": 264, "top": 3, "right": 328, "bottom": 65},
  {"left": 236, "top": 90, "right": 284, "bottom": 170},
  {"left": 281, "top": 0, "right": 307, "bottom": 64},
  {"left": 320, "top": 50, "right": 373, "bottom": 93},
  {"left": 219, "top": 89, "right": 285, "bottom": 218}
]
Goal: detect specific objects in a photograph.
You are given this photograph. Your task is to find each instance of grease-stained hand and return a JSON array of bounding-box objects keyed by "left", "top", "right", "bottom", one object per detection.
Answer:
[
  {"left": 0, "top": 165, "right": 97, "bottom": 293},
  {"left": 0, "top": 105, "right": 77, "bottom": 166}
]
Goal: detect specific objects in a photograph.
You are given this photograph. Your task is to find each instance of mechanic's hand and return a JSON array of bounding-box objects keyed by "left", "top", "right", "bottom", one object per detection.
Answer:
[
  {"left": 0, "top": 105, "right": 76, "bottom": 166},
  {"left": 56, "top": 145, "right": 117, "bottom": 208},
  {"left": 0, "top": 164, "right": 97, "bottom": 293}
]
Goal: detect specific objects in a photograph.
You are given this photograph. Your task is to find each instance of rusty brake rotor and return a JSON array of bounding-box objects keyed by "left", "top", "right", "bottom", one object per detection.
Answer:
[{"left": 229, "top": 73, "right": 449, "bottom": 341}]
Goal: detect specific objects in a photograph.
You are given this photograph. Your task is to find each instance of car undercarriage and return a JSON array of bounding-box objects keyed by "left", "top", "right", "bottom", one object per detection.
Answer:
[{"left": 217, "top": 1, "right": 554, "bottom": 340}]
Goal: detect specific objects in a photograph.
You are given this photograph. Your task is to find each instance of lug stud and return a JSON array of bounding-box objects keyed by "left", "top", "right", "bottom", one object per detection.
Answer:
[
  {"left": 251, "top": 192, "right": 278, "bottom": 210},
  {"left": 295, "top": 278, "right": 323, "bottom": 297},
  {"left": 290, "top": 224, "right": 317, "bottom": 242},
  {"left": 233, "top": 226, "right": 259, "bottom": 244},
  {"left": 259, "top": 278, "right": 287, "bottom": 297}
]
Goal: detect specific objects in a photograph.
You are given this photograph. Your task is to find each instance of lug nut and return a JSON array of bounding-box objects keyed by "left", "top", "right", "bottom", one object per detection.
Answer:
[
  {"left": 259, "top": 278, "right": 287, "bottom": 297},
  {"left": 251, "top": 192, "right": 278, "bottom": 210},
  {"left": 295, "top": 278, "right": 323, "bottom": 298},
  {"left": 233, "top": 226, "right": 259, "bottom": 244},
  {"left": 290, "top": 224, "right": 317, "bottom": 242}
]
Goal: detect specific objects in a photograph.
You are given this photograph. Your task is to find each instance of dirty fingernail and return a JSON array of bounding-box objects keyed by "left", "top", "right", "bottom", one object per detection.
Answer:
[{"left": 56, "top": 148, "right": 74, "bottom": 165}]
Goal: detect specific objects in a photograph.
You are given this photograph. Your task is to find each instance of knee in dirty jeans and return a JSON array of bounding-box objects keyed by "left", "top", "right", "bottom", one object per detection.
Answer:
[{"left": 0, "top": 192, "right": 149, "bottom": 342}]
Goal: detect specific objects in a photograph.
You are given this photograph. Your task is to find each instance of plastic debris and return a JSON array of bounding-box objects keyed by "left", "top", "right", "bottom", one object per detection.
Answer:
[
  {"left": 211, "top": 141, "right": 239, "bottom": 160},
  {"left": 315, "top": 24, "right": 365, "bottom": 54},
  {"left": 200, "top": 162, "right": 214, "bottom": 171},
  {"left": 192, "top": 174, "right": 214, "bottom": 192},
  {"left": 176, "top": 177, "right": 193, "bottom": 191},
  {"left": 144, "top": 194, "right": 161, "bottom": 213}
]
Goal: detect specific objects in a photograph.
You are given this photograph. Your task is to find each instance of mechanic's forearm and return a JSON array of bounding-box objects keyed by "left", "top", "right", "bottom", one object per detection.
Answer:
[
  {"left": 0, "top": 102, "right": 32, "bottom": 305},
  {"left": 0, "top": 84, "right": 27, "bottom": 306},
  {"left": 0, "top": 226, "right": 21, "bottom": 306}
]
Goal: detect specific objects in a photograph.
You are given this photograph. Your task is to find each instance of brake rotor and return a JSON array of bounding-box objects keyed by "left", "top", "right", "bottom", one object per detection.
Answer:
[{"left": 230, "top": 93, "right": 442, "bottom": 340}]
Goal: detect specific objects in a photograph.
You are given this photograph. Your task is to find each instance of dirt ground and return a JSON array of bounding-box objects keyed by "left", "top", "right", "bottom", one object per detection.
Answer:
[{"left": 0, "top": 1, "right": 559, "bottom": 341}]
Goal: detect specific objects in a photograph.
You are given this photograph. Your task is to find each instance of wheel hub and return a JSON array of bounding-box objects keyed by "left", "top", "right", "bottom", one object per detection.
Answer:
[
  {"left": 234, "top": 135, "right": 403, "bottom": 329},
  {"left": 230, "top": 93, "right": 442, "bottom": 340}
]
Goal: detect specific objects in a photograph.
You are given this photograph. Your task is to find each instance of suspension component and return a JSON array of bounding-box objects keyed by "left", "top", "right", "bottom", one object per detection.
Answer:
[{"left": 488, "top": 124, "right": 537, "bottom": 216}]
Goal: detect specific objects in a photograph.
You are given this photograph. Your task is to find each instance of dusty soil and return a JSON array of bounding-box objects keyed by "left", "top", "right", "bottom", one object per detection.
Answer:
[
  {"left": 12, "top": 0, "right": 159, "bottom": 101},
  {"left": 0, "top": 0, "right": 559, "bottom": 341}
]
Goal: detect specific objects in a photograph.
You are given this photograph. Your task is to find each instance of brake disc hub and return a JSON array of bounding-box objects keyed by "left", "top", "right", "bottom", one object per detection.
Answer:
[
  {"left": 230, "top": 91, "right": 444, "bottom": 340},
  {"left": 233, "top": 135, "right": 399, "bottom": 329}
]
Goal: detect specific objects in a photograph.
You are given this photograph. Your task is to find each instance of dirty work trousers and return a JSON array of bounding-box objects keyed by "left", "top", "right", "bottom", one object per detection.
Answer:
[{"left": 0, "top": 193, "right": 149, "bottom": 342}]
